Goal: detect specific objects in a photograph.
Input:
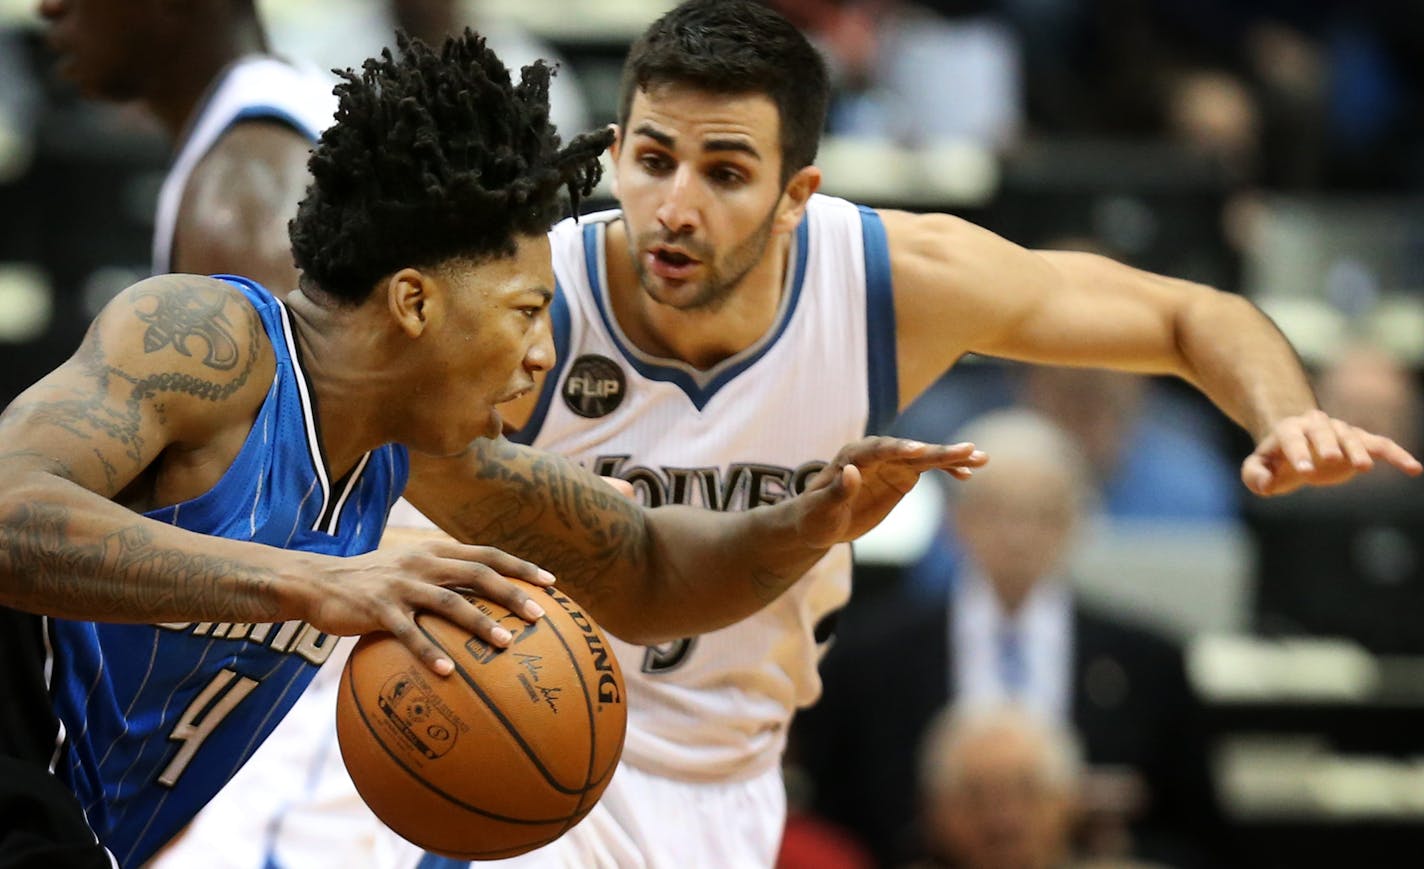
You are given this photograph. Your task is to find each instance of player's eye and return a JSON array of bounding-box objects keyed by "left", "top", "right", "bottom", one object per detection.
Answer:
[
  {"left": 639, "top": 153, "right": 672, "bottom": 173},
  {"left": 709, "top": 166, "right": 747, "bottom": 187}
]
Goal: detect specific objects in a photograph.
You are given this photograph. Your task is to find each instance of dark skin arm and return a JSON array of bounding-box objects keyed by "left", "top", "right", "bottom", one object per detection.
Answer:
[
  {"left": 170, "top": 120, "right": 314, "bottom": 296},
  {"left": 402, "top": 435, "right": 987, "bottom": 645},
  {"left": 0, "top": 274, "right": 550, "bottom": 675}
]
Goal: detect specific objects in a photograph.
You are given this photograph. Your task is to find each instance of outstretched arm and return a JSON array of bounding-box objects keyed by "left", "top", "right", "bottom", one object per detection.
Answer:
[
  {"left": 403, "top": 436, "right": 986, "bottom": 644},
  {"left": 884, "top": 209, "right": 1421, "bottom": 494}
]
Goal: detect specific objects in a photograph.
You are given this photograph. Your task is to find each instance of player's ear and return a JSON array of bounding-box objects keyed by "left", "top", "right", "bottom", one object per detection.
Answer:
[
  {"left": 773, "top": 165, "right": 822, "bottom": 235},
  {"left": 607, "top": 124, "right": 623, "bottom": 198},
  {"left": 387, "top": 268, "right": 435, "bottom": 338}
]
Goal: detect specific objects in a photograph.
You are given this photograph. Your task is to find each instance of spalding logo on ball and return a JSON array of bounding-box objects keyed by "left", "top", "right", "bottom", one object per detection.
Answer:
[{"left": 336, "top": 581, "right": 627, "bottom": 860}]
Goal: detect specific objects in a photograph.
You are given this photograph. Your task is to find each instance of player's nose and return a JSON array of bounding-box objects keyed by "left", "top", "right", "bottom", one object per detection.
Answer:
[
  {"left": 525, "top": 317, "right": 554, "bottom": 374},
  {"left": 655, "top": 165, "right": 702, "bottom": 235}
]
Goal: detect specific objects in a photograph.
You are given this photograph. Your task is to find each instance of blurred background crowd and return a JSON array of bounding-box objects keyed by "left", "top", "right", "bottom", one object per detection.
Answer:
[{"left": 2, "top": 0, "right": 1424, "bottom": 866}]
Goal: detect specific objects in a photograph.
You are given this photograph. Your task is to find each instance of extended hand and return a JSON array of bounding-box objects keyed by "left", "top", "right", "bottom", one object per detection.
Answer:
[
  {"left": 1241, "top": 409, "right": 1422, "bottom": 496},
  {"left": 792, "top": 437, "right": 988, "bottom": 548},
  {"left": 305, "top": 535, "right": 555, "bottom": 675}
]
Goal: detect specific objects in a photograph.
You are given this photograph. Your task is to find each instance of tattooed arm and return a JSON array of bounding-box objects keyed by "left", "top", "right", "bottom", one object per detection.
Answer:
[
  {"left": 402, "top": 435, "right": 987, "bottom": 644},
  {"left": 0, "top": 274, "right": 309, "bottom": 622}
]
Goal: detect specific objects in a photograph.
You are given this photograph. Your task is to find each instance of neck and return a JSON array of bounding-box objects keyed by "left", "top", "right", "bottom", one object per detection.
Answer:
[
  {"left": 146, "top": 12, "right": 268, "bottom": 140},
  {"left": 605, "top": 219, "right": 792, "bottom": 370},
  {"left": 283, "top": 291, "right": 390, "bottom": 479}
]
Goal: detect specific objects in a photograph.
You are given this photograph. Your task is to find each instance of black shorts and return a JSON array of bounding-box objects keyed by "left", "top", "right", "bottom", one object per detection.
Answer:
[{"left": 0, "top": 608, "right": 111, "bottom": 868}]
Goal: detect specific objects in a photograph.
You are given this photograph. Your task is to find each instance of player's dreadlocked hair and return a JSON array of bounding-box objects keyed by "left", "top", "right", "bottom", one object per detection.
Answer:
[{"left": 290, "top": 30, "right": 612, "bottom": 304}]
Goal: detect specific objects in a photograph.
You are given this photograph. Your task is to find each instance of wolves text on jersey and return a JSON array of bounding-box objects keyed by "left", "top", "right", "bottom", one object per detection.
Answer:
[{"left": 591, "top": 456, "right": 828, "bottom": 511}]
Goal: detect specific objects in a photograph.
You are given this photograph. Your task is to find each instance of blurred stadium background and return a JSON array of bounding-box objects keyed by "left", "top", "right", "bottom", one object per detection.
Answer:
[{"left": 3, "top": 0, "right": 1424, "bottom": 866}]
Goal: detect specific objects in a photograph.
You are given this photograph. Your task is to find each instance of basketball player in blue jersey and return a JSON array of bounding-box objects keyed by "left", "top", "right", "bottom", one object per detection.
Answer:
[
  {"left": 38, "top": 0, "right": 334, "bottom": 293},
  {"left": 372, "top": 2, "right": 1422, "bottom": 867},
  {"left": 0, "top": 31, "right": 986, "bottom": 869}
]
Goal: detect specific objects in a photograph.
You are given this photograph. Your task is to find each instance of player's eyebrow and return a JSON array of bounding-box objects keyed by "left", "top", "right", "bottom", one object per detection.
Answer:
[
  {"left": 633, "top": 124, "right": 675, "bottom": 149},
  {"left": 702, "top": 139, "right": 760, "bottom": 160},
  {"left": 632, "top": 124, "right": 761, "bottom": 161}
]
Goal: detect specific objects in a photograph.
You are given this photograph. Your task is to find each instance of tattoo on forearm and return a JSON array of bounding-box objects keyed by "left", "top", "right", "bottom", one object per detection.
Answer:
[
  {"left": 0, "top": 449, "right": 75, "bottom": 482},
  {"left": 449, "top": 439, "right": 648, "bottom": 606},
  {"left": 0, "top": 502, "right": 280, "bottom": 622}
]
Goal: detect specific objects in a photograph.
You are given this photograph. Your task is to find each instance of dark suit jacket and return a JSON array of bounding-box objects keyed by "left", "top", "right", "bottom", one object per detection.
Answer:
[{"left": 792, "top": 583, "right": 1227, "bottom": 868}]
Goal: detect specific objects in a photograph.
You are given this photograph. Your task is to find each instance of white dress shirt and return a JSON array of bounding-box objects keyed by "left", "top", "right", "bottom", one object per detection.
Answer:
[{"left": 950, "top": 568, "right": 1074, "bottom": 724}]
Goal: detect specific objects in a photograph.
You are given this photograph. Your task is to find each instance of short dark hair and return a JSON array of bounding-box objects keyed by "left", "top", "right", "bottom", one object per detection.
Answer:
[
  {"left": 291, "top": 31, "right": 612, "bottom": 303},
  {"left": 618, "top": 0, "right": 829, "bottom": 180}
]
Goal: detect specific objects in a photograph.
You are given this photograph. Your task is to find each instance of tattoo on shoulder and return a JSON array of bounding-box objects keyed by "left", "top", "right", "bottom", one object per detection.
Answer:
[
  {"left": 0, "top": 501, "right": 280, "bottom": 622},
  {"left": 26, "top": 280, "right": 263, "bottom": 473},
  {"left": 133, "top": 282, "right": 241, "bottom": 370}
]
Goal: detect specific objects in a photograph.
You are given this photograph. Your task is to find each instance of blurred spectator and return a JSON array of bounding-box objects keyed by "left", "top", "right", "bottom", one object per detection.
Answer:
[
  {"left": 1002, "top": 0, "right": 1424, "bottom": 190},
  {"left": 768, "top": 0, "right": 1023, "bottom": 147},
  {"left": 1166, "top": 68, "right": 1261, "bottom": 179},
  {"left": 266, "top": 0, "right": 591, "bottom": 137},
  {"left": 911, "top": 702, "right": 1085, "bottom": 869},
  {"left": 898, "top": 360, "right": 1239, "bottom": 602},
  {"left": 1314, "top": 342, "right": 1423, "bottom": 459},
  {"left": 794, "top": 408, "right": 1226, "bottom": 867},
  {"left": 1246, "top": 342, "right": 1424, "bottom": 654},
  {"left": 1021, "top": 365, "right": 1239, "bottom": 522}
]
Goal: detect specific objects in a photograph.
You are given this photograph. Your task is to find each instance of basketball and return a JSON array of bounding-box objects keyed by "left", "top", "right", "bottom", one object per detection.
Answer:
[{"left": 335, "top": 581, "right": 627, "bottom": 860}]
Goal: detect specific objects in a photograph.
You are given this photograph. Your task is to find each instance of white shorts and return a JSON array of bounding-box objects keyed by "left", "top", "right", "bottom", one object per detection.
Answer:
[{"left": 384, "top": 762, "right": 788, "bottom": 869}]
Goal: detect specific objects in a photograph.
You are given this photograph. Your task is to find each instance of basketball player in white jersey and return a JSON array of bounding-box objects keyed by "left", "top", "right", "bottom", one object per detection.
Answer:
[
  {"left": 39, "top": 0, "right": 335, "bottom": 294},
  {"left": 373, "top": 2, "right": 1420, "bottom": 867}
]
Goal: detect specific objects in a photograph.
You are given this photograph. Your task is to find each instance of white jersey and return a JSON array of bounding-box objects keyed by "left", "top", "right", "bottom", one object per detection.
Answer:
[
  {"left": 151, "top": 54, "right": 337, "bottom": 275},
  {"left": 516, "top": 193, "right": 898, "bottom": 780}
]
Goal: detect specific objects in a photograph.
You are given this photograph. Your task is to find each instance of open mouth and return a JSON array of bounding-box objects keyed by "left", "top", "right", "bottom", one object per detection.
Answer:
[
  {"left": 654, "top": 249, "right": 696, "bottom": 267},
  {"left": 497, "top": 386, "right": 532, "bottom": 404},
  {"left": 647, "top": 245, "right": 701, "bottom": 280}
]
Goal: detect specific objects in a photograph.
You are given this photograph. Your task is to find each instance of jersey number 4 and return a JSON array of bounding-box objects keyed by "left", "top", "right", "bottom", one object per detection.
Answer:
[{"left": 158, "top": 668, "right": 259, "bottom": 786}]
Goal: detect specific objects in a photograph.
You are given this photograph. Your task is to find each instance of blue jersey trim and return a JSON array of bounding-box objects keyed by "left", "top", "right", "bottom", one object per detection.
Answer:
[
  {"left": 581, "top": 217, "right": 811, "bottom": 411},
  {"left": 859, "top": 205, "right": 898, "bottom": 434},
  {"left": 231, "top": 104, "right": 323, "bottom": 142},
  {"left": 416, "top": 853, "right": 467, "bottom": 869},
  {"left": 506, "top": 283, "right": 571, "bottom": 445}
]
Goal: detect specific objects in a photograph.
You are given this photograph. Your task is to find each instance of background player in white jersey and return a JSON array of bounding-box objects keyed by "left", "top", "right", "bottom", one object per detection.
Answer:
[
  {"left": 377, "top": 2, "right": 1420, "bottom": 867},
  {"left": 0, "top": 28, "right": 983, "bottom": 868},
  {"left": 38, "top": 0, "right": 336, "bottom": 294}
]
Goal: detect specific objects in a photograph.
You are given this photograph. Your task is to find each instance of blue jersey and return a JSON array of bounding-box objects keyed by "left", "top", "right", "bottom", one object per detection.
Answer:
[{"left": 43, "top": 277, "right": 408, "bottom": 867}]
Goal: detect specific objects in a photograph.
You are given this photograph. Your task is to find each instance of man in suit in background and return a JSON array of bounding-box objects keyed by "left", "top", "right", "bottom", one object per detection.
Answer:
[{"left": 795, "top": 408, "right": 1226, "bottom": 867}]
